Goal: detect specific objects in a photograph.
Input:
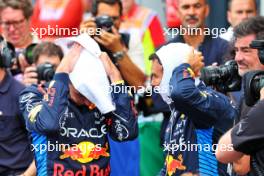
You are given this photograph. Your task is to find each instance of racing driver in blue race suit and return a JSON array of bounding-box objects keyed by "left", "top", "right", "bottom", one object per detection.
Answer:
[
  {"left": 19, "top": 43, "right": 138, "bottom": 176},
  {"left": 150, "top": 43, "right": 238, "bottom": 176}
]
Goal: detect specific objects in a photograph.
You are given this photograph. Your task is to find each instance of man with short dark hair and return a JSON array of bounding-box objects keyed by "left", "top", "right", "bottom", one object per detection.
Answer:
[
  {"left": 150, "top": 43, "right": 237, "bottom": 176},
  {"left": 23, "top": 42, "right": 63, "bottom": 86},
  {"left": 216, "top": 16, "right": 264, "bottom": 176}
]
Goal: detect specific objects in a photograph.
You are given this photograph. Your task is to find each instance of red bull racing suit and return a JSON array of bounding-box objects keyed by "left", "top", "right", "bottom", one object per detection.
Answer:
[
  {"left": 19, "top": 73, "right": 138, "bottom": 176},
  {"left": 160, "top": 64, "right": 238, "bottom": 176}
]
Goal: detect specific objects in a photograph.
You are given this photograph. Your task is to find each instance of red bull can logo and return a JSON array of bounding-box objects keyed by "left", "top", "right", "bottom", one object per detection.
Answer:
[
  {"left": 166, "top": 154, "right": 186, "bottom": 176},
  {"left": 60, "top": 141, "right": 109, "bottom": 163}
]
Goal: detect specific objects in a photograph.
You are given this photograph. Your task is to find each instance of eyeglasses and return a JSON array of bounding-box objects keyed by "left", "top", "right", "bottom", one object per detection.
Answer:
[{"left": 0, "top": 18, "right": 26, "bottom": 29}]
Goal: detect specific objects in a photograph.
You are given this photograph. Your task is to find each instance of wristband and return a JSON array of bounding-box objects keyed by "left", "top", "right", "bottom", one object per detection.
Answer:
[{"left": 111, "top": 80, "right": 125, "bottom": 85}]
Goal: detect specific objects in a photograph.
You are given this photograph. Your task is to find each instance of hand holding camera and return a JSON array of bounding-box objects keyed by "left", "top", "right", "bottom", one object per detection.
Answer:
[
  {"left": 95, "top": 15, "right": 114, "bottom": 33},
  {"left": 93, "top": 16, "right": 123, "bottom": 53},
  {"left": 23, "top": 65, "right": 38, "bottom": 86},
  {"left": 94, "top": 27, "right": 123, "bottom": 53},
  {"left": 23, "top": 63, "right": 56, "bottom": 86},
  {"left": 80, "top": 15, "right": 114, "bottom": 35},
  {"left": 81, "top": 16, "right": 124, "bottom": 53},
  {"left": 80, "top": 17, "right": 99, "bottom": 36}
]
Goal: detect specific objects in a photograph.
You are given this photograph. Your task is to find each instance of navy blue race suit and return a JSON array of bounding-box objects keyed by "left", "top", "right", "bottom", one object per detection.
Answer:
[
  {"left": 19, "top": 73, "right": 138, "bottom": 176},
  {"left": 160, "top": 64, "right": 238, "bottom": 176}
]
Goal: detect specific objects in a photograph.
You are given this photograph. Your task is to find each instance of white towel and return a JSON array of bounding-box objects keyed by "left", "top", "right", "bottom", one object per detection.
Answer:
[
  {"left": 55, "top": 33, "right": 116, "bottom": 114},
  {"left": 156, "top": 43, "right": 193, "bottom": 104}
]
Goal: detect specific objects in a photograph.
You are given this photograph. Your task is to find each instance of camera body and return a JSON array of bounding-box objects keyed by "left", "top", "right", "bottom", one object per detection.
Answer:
[
  {"left": 250, "top": 40, "right": 264, "bottom": 65},
  {"left": 243, "top": 71, "right": 264, "bottom": 106},
  {"left": 242, "top": 40, "right": 264, "bottom": 106},
  {"left": 200, "top": 60, "right": 241, "bottom": 93},
  {"left": 95, "top": 15, "right": 114, "bottom": 33},
  {"left": 36, "top": 63, "right": 55, "bottom": 82}
]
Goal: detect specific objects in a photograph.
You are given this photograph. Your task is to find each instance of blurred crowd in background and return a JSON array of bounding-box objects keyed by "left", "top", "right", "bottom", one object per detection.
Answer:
[{"left": 1, "top": 0, "right": 264, "bottom": 176}]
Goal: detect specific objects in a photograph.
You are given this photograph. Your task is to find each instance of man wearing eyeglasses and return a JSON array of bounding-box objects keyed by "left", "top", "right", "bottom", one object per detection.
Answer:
[
  {"left": 0, "top": 0, "right": 39, "bottom": 79},
  {"left": 0, "top": 1, "right": 37, "bottom": 175},
  {"left": 0, "top": 0, "right": 38, "bottom": 50},
  {"left": 0, "top": 34, "right": 36, "bottom": 176}
]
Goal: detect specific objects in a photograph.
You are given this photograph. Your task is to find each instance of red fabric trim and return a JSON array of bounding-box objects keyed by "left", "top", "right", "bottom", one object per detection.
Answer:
[{"left": 149, "top": 16, "right": 165, "bottom": 48}]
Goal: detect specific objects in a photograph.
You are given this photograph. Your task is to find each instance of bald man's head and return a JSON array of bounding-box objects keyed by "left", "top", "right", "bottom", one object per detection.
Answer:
[{"left": 177, "top": 0, "right": 209, "bottom": 28}]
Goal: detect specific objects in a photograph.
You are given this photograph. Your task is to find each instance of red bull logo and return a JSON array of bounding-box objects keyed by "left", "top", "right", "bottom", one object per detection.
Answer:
[
  {"left": 53, "top": 163, "right": 110, "bottom": 176},
  {"left": 60, "top": 141, "right": 109, "bottom": 163},
  {"left": 88, "top": 144, "right": 109, "bottom": 159},
  {"left": 166, "top": 154, "right": 186, "bottom": 176}
]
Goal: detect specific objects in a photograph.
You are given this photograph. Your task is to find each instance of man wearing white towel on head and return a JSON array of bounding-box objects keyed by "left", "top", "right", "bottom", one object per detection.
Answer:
[
  {"left": 150, "top": 43, "right": 237, "bottom": 176},
  {"left": 19, "top": 40, "right": 138, "bottom": 176}
]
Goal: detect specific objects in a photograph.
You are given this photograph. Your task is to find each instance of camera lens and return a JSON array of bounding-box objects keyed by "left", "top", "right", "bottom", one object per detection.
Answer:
[
  {"left": 95, "top": 15, "right": 114, "bottom": 33},
  {"left": 200, "top": 60, "right": 240, "bottom": 92},
  {"left": 200, "top": 66, "right": 221, "bottom": 85},
  {"left": 37, "top": 63, "right": 55, "bottom": 82},
  {"left": 244, "top": 71, "right": 264, "bottom": 106},
  {"left": 24, "top": 43, "right": 37, "bottom": 65}
]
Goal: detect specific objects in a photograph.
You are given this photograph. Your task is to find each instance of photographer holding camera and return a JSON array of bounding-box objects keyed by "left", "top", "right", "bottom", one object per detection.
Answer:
[
  {"left": 22, "top": 42, "right": 63, "bottom": 86},
  {"left": 80, "top": 0, "right": 145, "bottom": 88},
  {"left": 81, "top": 0, "right": 145, "bottom": 175},
  {"left": 0, "top": 0, "right": 40, "bottom": 79},
  {"left": 215, "top": 16, "right": 264, "bottom": 176},
  {"left": 0, "top": 36, "right": 35, "bottom": 175}
]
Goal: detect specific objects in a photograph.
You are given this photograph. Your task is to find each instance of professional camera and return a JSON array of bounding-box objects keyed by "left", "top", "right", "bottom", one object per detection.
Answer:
[
  {"left": 250, "top": 40, "right": 264, "bottom": 65},
  {"left": 94, "top": 15, "right": 129, "bottom": 65},
  {"left": 243, "top": 40, "right": 264, "bottom": 106},
  {"left": 95, "top": 15, "right": 114, "bottom": 33},
  {"left": 0, "top": 35, "right": 39, "bottom": 76},
  {"left": 36, "top": 63, "right": 55, "bottom": 82},
  {"left": 0, "top": 35, "right": 16, "bottom": 68},
  {"left": 200, "top": 60, "right": 241, "bottom": 92},
  {"left": 243, "top": 71, "right": 264, "bottom": 106}
]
